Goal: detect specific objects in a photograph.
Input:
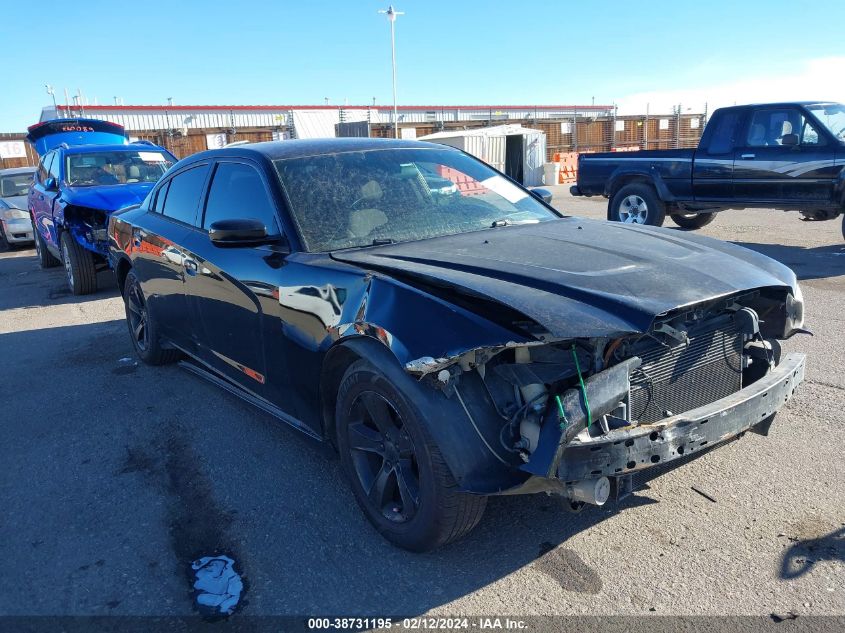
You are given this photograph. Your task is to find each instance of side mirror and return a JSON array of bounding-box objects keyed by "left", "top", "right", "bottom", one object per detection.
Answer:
[
  {"left": 530, "top": 188, "right": 553, "bottom": 204},
  {"left": 781, "top": 133, "right": 799, "bottom": 147},
  {"left": 44, "top": 177, "right": 57, "bottom": 191},
  {"left": 209, "top": 218, "right": 273, "bottom": 246}
]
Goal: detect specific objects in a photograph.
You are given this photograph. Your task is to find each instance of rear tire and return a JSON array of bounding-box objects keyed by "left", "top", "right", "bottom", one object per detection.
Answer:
[
  {"left": 608, "top": 184, "right": 666, "bottom": 226},
  {"left": 60, "top": 231, "right": 97, "bottom": 295},
  {"left": 670, "top": 212, "right": 716, "bottom": 230},
  {"left": 336, "top": 359, "right": 486, "bottom": 552},
  {"left": 33, "top": 222, "right": 60, "bottom": 268},
  {"left": 122, "top": 269, "right": 181, "bottom": 365},
  {"left": 841, "top": 213, "right": 845, "bottom": 242}
]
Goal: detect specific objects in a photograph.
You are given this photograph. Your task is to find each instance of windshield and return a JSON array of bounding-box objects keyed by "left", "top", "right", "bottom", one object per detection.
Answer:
[
  {"left": 0, "top": 172, "right": 33, "bottom": 197},
  {"left": 66, "top": 150, "right": 173, "bottom": 187},
  {"left": 274, "top": 148, "right": 558, "bottom": 251},
  {"left": 807, "top": 103, "right": 845, "bottom": 142}
]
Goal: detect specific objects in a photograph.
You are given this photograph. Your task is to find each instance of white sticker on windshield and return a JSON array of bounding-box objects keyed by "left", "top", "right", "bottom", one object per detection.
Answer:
[
  {"left": 480, "top": 176, "right": 528, "bottom": 204},
  {"left": 138, "top": 152, "right": 166, "bottom": 162}
]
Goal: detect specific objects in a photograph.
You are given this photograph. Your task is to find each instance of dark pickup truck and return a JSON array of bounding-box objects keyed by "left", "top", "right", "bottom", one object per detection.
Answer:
[{"left": 571, "top": 101, "right": 845, "bottom": 239}]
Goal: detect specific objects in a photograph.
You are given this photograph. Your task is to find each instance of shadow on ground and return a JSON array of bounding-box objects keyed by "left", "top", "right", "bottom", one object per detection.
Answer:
[
  {"left": 780, "top": 526, "right": 845, "bottom": 580},
  {"left": 733, "top": 242, "right": 845, "bottom": 281},
  {"left": 0, "top": 252, "right": 118, "bottom": 310}
]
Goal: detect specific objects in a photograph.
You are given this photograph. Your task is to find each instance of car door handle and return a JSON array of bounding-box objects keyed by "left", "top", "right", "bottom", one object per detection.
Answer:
[
  {"left": 740, "top": 153, "right": 756, "bottom": 159},
  {"left": 184, "top": 258, "right": 198, "bottom": 275}
]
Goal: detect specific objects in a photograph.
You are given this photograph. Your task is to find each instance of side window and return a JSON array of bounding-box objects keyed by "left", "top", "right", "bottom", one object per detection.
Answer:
[
  {"left": 705, "top": 112, "right": 739, "bottom": 155},
  {"left": 160, "top": 165, "right": 209, "bottom": 226},
  {"left": 37, "top": 153, "right": 53, "bottom": 183},
  {"left": 151, "top": 181, "right": 170, "bottom": 213},
  {"left": 203, "top": 162, "right": 280, "bottom": 235},
  {"left": 745, "top": 109, "right": 822, "bottom": 147},
  {"left": 48, "top": 152, "right": 62, "bottom": 181},
  {"left": 800, "top": 118, "right": 822, "bottom": 145}
]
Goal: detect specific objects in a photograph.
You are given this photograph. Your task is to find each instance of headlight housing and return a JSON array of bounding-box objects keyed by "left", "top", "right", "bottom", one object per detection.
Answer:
[
  {"left": 1, "top": 208, "right": 29, "bottom": 221},
  {"left": 785, "top": 282, "right": 805, "bottom": 335}
]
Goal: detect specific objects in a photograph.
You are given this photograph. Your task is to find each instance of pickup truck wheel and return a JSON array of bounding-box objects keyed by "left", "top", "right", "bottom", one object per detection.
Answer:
[
  {"left": 33, "top": 223, "right": 60, "bottom": 268},
  {"left": 670, "top": 212, "right": 716, "bottom": 230},
  {"left": 60, "top": 232, "right": 97, "bottom": 295},
  {"left": 336, "top": 359, "right": 487, "bottom": 552},
  {"left": 841, "top": 214, "right": 845, "bottom": 242},
  {"left": 123, "top": 270, "right": 180, "bottom": 365},
  {"left": 608, "top": 184, "right": 666, "bottom": 226}
]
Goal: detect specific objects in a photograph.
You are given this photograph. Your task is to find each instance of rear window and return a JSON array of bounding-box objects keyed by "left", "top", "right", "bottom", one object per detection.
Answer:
[
  {"left": 0, "top": 173, "right": 33, "bottom": 197},
  {"left": 704, "top": 111, "right": 740, "bottom": 154}
]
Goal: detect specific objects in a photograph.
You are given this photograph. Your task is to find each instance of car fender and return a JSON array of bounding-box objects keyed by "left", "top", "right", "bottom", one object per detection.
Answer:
[
  {"left": 323, "top": 335, "right": 527, "bottom": 494},
  {"left": 606, "top": 165, "right": 675, "bottom": 202}
]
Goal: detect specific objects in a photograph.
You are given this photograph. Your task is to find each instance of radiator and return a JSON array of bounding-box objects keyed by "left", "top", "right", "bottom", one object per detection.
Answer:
[{"left": 629, "top": 319, "right": 744, "bottom": 423}]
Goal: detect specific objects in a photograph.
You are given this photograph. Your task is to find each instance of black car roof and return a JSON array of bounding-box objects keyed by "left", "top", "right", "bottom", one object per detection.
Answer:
[
  {"left": 714, "top": 101, "right": 839, "bottom": 112},
  {"left": 184, "top": 137, "right": 454, "bottom": 163}
]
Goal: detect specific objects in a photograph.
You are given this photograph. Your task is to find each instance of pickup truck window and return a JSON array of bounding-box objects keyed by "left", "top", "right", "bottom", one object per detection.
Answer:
[
  {"left": 807, "top": 103, "right": 845, "bottom": 142},
  {"left": 706, "top": 111, "right": 740, "bottom": 154},
  {"left": 746, "top": 109, "right": 822, "bottom": 147}
]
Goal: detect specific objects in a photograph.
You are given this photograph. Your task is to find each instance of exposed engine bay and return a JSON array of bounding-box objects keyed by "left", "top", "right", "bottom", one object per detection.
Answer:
[{"left": 412, "top": 288, "right": 806, "bottom": 507}]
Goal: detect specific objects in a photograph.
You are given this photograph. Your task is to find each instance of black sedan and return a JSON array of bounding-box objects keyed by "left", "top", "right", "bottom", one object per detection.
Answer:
[{"left": 109, "top": 138, "right": 806, "bottom": 551}]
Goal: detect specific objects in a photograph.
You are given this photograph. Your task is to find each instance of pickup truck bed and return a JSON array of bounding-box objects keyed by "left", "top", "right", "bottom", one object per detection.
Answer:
[{"left": 571, "top": 102, "right": 845, "bottom": 239}]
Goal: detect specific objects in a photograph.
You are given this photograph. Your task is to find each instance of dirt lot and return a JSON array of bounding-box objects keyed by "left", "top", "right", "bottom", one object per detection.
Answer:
[{"left": 1, "top": 190, "right": 843, "bottom": 618}]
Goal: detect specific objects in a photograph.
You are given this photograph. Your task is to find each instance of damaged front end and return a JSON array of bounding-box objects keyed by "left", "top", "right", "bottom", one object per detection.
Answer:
[
  {"left": 60, "top": 204, "right": 111, "bottom": 256},
  {"left": 406, "top": 289, "right": 806, "bottom": 507}
]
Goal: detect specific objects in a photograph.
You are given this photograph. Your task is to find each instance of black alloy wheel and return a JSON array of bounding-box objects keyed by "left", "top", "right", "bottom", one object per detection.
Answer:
[
  {"left": 126, "top": 276, "right": 150, "bottom": 353},
  {"left": 336, "top": 359, "right": 487, "bottom": 551},
  {"left": 122, "top": 270, "right": 180, "bottom": 365},
  {"left": 346, "top": 390, "right": 421, "bottom": 523}
]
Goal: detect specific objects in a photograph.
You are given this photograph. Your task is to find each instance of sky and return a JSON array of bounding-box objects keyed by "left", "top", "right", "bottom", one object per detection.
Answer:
[{"left": 3, "top": 0, "right": 845, "bottom": 130}]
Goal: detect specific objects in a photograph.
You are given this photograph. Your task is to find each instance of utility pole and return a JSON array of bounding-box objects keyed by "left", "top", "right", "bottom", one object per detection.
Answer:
[{"left": 378, "top": 5, "right": 404, "bottom": 138}]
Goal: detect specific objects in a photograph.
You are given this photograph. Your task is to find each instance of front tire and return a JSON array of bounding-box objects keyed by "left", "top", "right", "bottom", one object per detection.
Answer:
[
  {"left": 841, "top": 213, "right": 845, "bottom": 242},
  {"left": 670, "top": 212, "right": 716, "bottom": 230},
  {"left": 123, "top": 270, "right": 180, "bottom": 365},
  {"left": 608, "top": 184, "right": 666, "bottom": 226},
  {"left": 336, "top": 359, "right": 486, "bottom": 552},
  {"left": 60, "top": 231, "right": 97, "bottom": 295}
]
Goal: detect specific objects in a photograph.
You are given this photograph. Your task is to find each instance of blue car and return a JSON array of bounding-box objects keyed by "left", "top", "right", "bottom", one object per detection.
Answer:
[{"left": 26, "top": 118, "right": 175, "bottom": 294}]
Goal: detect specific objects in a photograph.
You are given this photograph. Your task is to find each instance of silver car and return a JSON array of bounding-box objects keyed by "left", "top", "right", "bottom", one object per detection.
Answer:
[{"left": 0, "top": 166, "right": 36, "bottom": 247}]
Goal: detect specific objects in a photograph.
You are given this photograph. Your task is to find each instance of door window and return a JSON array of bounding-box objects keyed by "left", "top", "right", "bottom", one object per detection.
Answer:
[
  {"left": 746, "top": 109, "right": 824, "bottom": 147},
  {"left": 48, "top": 152, "right": 62, "bottom": 182},
  {"left": 160, "top": 165, "right": 209, "bottom": 226},
  {"left": 37, "top": 153, "right": 53, "bottom": 184},
  {"left": 203, "top": 162, "right": 279, "bottom": 235}
]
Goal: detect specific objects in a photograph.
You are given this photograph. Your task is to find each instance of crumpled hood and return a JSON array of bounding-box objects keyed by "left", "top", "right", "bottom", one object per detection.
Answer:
[
  {"left": 332, "top": 217, "right": 798, "bottom": 338},
  {"left": 61, "top": 182, "right": 154, "bottom": 212}
]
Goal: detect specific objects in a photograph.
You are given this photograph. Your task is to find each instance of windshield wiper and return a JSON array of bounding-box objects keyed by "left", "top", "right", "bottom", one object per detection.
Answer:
[{"left": 490, "top": 218, "right": 540, "bottom": 228}]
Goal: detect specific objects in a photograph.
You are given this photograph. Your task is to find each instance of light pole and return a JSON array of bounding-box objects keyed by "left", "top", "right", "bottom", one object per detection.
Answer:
[
  {"left": 45, "top": 84, "right": 57, "bottom": 111},
  {"left": 378, "top": 5, "right": 403, "bottom": 138}
]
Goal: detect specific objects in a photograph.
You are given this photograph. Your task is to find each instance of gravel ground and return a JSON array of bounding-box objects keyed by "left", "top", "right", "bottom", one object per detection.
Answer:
[{"left": 0, "top": 190, "right": 842, "bottom": 619}]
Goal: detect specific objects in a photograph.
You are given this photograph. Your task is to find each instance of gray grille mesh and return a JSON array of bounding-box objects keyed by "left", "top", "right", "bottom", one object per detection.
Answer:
[{"left": 630, "top": 321, "right": 743, "bottom": 423}]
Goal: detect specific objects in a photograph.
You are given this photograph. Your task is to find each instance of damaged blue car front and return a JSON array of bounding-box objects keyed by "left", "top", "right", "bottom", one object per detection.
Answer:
[{"left": 26, "top": 118, "right": 175, "bottom": 294}]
